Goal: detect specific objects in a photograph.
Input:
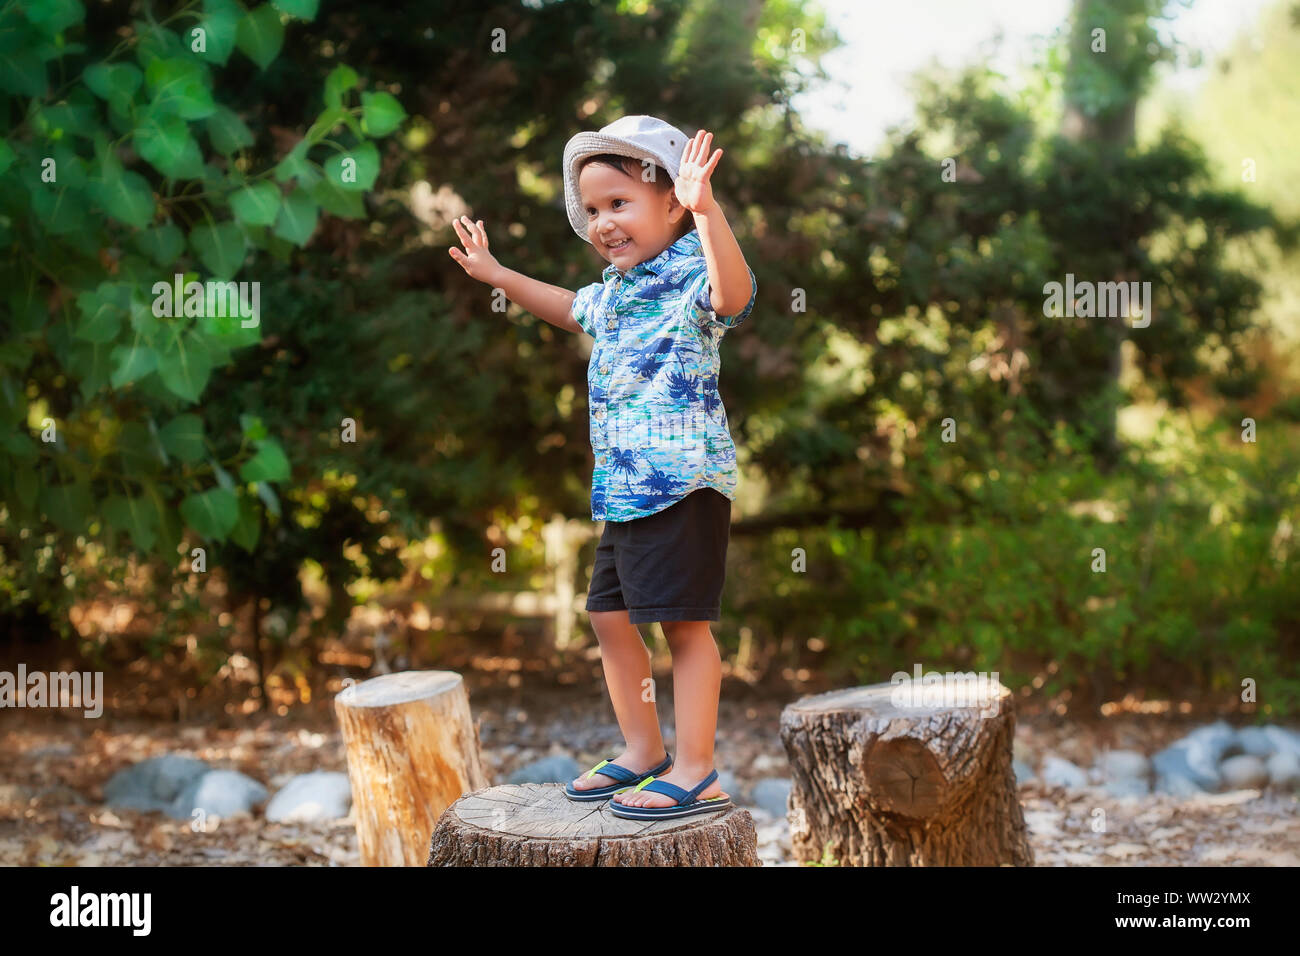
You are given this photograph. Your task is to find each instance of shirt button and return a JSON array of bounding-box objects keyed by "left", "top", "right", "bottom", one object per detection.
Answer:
[
  {"left": 600, "top": 364, "right": 609, "bottom": 374},
  {"left": 606, "top": 320, "right": 616, "bottom": 330}
]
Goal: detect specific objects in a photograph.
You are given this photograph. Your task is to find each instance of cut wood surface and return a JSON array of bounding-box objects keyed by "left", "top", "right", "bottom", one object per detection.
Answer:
[
  {"left": 780, "top": 680, "right": 1034, "bottom": 866},
  {"left": 427, "top": 784, "right": 759, "bottom": 866},
  {"left": 335, "top": 670, "right": 488, "bottom": 866}
]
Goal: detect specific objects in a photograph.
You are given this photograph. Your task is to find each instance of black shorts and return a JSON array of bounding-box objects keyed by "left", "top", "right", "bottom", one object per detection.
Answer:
[{"left": 585, "top": 487, "right": 732, "bottom": 624}]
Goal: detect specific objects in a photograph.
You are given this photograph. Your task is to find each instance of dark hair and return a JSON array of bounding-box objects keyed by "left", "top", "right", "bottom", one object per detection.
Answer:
[{"left": 577, "top": 153, "right": 694, "bottom": 242}]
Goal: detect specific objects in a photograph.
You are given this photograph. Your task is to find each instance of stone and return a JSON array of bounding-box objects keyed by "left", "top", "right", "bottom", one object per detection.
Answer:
[
  {"left": 167, "top": 769, "right": 268, "bottom": 820},
  {"left": 1095, "top": 749, "right": 1151, "bottom": 782},
  {"left": 1218, "top": 754, "right": 1269, "bottom": 791},
  {"left": 265, "top": 771, "right": 352, "bottom": 823},
  {"left": 1103, "top": 777, "right": 1151, "bottom": 798},
  {"left": 716, "top": 769, "right": 741, "bottom": 803},
  {"left": 1041, "top": 755, "right": 1089, "bottom": 789},
  {"left": 102, "top": 755, "right": 210, "bottom": 812},
  {"left": 508, "top": 755, "right": 584, "bottom": 785},
  {"left": 1266, "top": 750, "right": 1300, "bottom": 790},
  {"left": 1235, "top": 726, "right": 1277, "bottom": 758},
  {"left": 1151, "top": 723, "right": 1237, "bottom": 794},
  {"left": 748, "top": 777, "right": 791, "bottom": 817},
  {"left": 1012, "top": 759, "right": 1034, "bottom": 782}
]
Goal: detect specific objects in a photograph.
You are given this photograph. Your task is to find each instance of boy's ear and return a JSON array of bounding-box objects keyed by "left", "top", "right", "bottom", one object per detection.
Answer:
[{"left": 666, "top": 190, "right": 688, "bottom": 227}]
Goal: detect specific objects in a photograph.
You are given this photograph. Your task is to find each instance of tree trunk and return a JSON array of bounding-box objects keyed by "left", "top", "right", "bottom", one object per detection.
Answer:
[
  {"left": 335, "top": 670, "right": 488, "bottom": 866},
  {"left": 780, "top": 681, "right": 1034, "bottom": 866},
  {"left": 427, "top": 784, "right": 759, "bottom": 866}
]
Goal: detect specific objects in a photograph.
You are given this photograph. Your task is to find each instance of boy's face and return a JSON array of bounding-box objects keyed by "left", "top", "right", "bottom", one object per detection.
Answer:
[{"left": 578, "top": 162, "right": 689, "bottom": 270}]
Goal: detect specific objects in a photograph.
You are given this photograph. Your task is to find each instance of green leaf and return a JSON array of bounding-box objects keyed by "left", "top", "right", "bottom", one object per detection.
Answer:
[
  {"left": 361, "top": 91, "right": 406, "bottom": 137},
  {"left": 255, "top": 480, "right": 281, "bottom": 517},
  {"left": 210, "top": 457, "right": 236, "bottom": 492},
  {"left": 239, "top": 413, "right": 268, "bottom": 441},
  {"left": 180, "top": 486, "right": 240, "bottom": 540},
  {"left": 159, "top": 413, "right": 207, "bottom": 463},
  {"left": 140, "top": 481, "right": 183, "bottom": 560},
  {"left": 40, "top": 479, "right": 92, "bottom": 534},
  {"left": 206, "top": 104, "right": 253, "bottom": 155},
  {"left": 157, "top": 329, "right": 213, "bottom": 402},
  {"left": 75, "top": 289, "right": 123, "bottom": 344},
  {"left": 24, "top": 0, "right": 85, "bottom": 36},
  {"left": 83, "top": 62, "right": 143, "bottom": 101},
  {"left": 230, "top": 493, "right": 261, "bottom": 552},
  {"left": 31, "top": 183, "right": 91, "bottom": 235},
  {"left": 308, "top": 176, "right": 364, "bottom": 218},
  {"left": 273, "top": 190, "right": 318, "bottom": 245},
  {"left": 272, "top": 0, "right": 318, "bottom": 21},
  {"left": 189, "top": 221, "right": 248, "bottom": 278},
  {"left": 273, "top": 139, "right": 322, "bottom": 188},
  {"left": 231, "top": 181, "right": 280, "bottom": 226},
  {"left": 323, "top": 64, "right": 357, "bottom": 108},
  {"left": 236, "top": 4, "right": 285, "bottom": 71},
  {"left": 144, "top": 57, "right": 217, "bottom": 120},
  {"left": 93, "top": 166, "right": 156, "bottom": 229},
  {"left": 135, "top": 111, "right": 205, "bottom": 179},
  {"left": 109, "top": 340, "right": 158, "bottom": 388},
  {"left": 136, "top": 222, "right": 185, "bottom": 266},
  {"left": 196, "top": 0, "right": 241, "bottom": 66},
  {"left": 0, "top": 45, "right": 47, "bottom": 98},
  {"left": 239, "top": 438, "right": 290, "bottom": 483},
  {"left": 118, "top": 421, "right": 167, "bottom": 474},
  {"left": 0, "top": 137, "right": 16, "bottom": 175},
  {"left": 104, "top": 493, "right": 158, "bottom": 552},
  {"left": 323, "top": 140, "right": 378, "bottom": 191}
]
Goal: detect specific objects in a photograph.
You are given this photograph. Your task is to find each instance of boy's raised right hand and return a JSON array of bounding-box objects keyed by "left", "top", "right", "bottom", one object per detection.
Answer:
[{"left": 448, "top": 215, "right": 502, "bottom": 283}]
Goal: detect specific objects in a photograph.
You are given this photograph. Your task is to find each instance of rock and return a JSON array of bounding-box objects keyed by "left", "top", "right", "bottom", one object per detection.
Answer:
[
  {"left": 1152, "top": 724, "right": 1236, "bottom": 794},
  {"left": 1219, "top": 755, "right": 1269, "bottom": 790},
  {"left": 265, "top": 771, "right": 352, "bottom": 823},
  {"left": 1012, "top": 759, "right": 1034, "bottom": 782},
  {"left": 103, "top": 755, "right": 210, "bottom": 812},
  {"left": 1095, "top": 750, "right": 1151, "bottom": 782},
  {"left": 1103, "top": 778, "right": 1151, "bottom": 798},
  {"left": 1266, "top": 750, "right": 1300, "bottom": 790},
  {"left": 167, "top": 769, "right": 268, "bottom": 820},
  {"left": 1235, "top": 726, "right": 1277, "bottom": 758},
  {"left": 748, "top": 777, "right": 791, "bottom": 817},
  {"left": 508, "top": 755, "right": 584, "bottom": 785},
  {"left": 1264, "top": 727, "right": 1300, "bottom": 761},
  {"left": 1041, "top": 755, "right": 1089, "bottom": 789}
]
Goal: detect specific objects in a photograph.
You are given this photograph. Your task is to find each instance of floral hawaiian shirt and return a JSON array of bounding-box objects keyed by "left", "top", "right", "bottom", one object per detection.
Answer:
[{"left": 570, "top": 228, "right": 757, "bottom": 522}]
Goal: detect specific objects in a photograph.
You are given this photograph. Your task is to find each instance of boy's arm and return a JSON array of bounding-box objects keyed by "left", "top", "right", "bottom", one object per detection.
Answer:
[
  {"left": 487, "top": 265, "right": 581, "bottom": 334},
  {"left": 693, "top": 200, "right": 754, "bottom": 319},
  {"left": 449, "top": 215, "right": 581, "bottom": 333}
]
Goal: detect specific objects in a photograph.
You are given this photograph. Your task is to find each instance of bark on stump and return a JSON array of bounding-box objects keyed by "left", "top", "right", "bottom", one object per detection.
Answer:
[
  {"left": 427, "top": 784, "right": 759, "bottom": 866},
  {"left": 780, "top": 680, "right": 1034, "bottom": 866},
  {"left": 335, "top": 670, "right": 488, "bottom": 866}
]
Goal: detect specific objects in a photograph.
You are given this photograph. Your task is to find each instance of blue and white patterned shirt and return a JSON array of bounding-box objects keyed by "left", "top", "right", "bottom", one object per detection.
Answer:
[{"left": 570, "top": 228, "right": 757, "bottom": 522}]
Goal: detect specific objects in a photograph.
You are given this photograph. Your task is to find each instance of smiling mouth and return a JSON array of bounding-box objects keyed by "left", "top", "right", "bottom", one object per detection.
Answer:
[{"left": 605, "top": 238, "right": 632, "bottom": 251}]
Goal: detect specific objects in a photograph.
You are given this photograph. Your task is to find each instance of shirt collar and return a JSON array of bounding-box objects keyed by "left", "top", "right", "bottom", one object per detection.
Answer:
[{"left": 601, "top": 228, "right": 701, "bottom": 281}]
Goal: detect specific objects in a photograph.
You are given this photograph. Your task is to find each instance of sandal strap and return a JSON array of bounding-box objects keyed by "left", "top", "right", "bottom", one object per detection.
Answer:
[
  {"left": 584, "top": 758, "right": 636, "bottom": 783},
  {"left": 630, "top": 768, "right": 718, "bottom": 805}
]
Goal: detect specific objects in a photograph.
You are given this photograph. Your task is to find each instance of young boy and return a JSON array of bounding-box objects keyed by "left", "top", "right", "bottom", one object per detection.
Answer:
[{"left": 448, "top": 115, "right": 757, "bottom": 819}]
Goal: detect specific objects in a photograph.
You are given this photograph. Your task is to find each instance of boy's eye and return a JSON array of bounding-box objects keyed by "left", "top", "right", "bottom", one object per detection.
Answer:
[{"left": 586, "top": 200, "right": 626, "bottom": 215}]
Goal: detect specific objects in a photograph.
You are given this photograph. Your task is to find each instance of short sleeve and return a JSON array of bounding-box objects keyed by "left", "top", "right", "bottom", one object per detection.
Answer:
[
  {"left": 685, "top": 260, "right": 757, "bottom": 331},
  {"left": 570, "top": 281, "right": 603, "bottom": 336}
]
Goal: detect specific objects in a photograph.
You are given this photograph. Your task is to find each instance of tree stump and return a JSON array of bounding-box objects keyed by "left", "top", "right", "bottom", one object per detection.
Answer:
[
  {"left": 780, "top": 680, "right": 1034, "bottom": 866},
  {"left": 335, "top": 671, "right": 488, "bottom": 866},
  {"left": 427, "top": 784, "right": 759, "bottom": 866}
]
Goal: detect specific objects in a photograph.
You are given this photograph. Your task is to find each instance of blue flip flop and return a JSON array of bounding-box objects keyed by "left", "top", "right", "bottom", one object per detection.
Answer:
[
  {"left": 564, "top": 752, "right": 673, "bottom": 802},
  {"left": 607, "top": 767, "right": 732, "bottom": 820}
]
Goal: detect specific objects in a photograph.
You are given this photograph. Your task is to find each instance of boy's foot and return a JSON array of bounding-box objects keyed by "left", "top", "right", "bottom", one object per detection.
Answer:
[
  {"left": 610, "top": 761, "right": 727, "bottom": 808},
  {"left": 569, "top": 748, "right": 670, "bottom": 793}
]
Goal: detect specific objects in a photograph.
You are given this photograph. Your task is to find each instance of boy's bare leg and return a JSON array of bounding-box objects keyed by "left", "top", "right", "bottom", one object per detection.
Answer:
[
  {"left": 611, "top": 620, "right": 728, "bottom": 807},
  {"left": 569, "top": 610, "right": 670, "bottom": 792}
]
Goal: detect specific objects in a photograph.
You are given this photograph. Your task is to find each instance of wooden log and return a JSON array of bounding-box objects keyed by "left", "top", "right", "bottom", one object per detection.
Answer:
[
  {"left": 335, "top": 670, "right": 488, "bottom": 866},
  {"left": 780, "top": 679, "right": 1034, "bottom": 866},
  {"left": 427, "top": 784, "right": 759, "bottom": 866}
]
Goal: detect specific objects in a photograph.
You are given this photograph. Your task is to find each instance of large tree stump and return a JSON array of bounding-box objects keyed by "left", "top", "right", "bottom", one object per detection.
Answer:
[
  {"left": 780, "top": 680, "right": 1034, "bottom": 866},
  {"left": 335, "top": 671, "right": 488, "bottom": 866},
  {"left": 427, "top": 784, "right": 759, "bottom": 866}
]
